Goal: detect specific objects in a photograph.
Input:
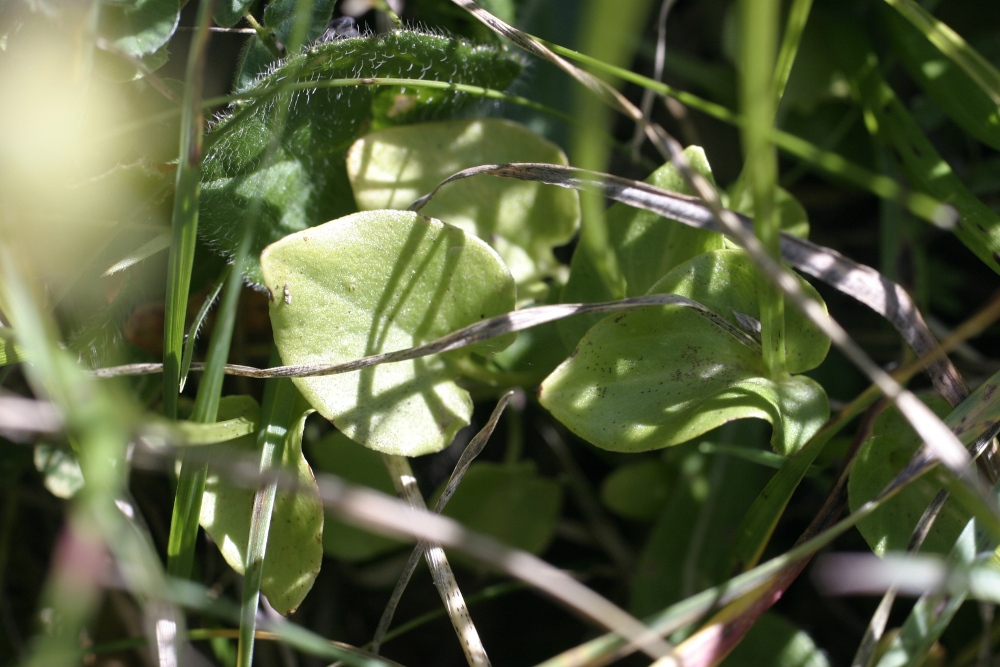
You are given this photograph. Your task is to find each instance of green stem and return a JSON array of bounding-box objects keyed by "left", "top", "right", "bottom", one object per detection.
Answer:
[
  {"left": 167, "top": 228, "right": 253, "bottom": 579},
  {"left": 538, "top": 39, "right": 949, "bottom": 225},
  {"left": 772, "top": 0, "right": 814, "bottom": 105},
  {"left": 237, "top": 366, "right": 300, "bottom": 667},
  {"left": 162, "top": 0, "right": 216, "bottom": 419},
  {"left": 739, "top": 0, "right": 785, "bottom": 378}
]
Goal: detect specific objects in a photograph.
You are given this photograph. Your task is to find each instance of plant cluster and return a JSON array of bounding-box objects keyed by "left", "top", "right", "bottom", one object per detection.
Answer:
[{"left": 1, "top": 0, "right": 1000, "bottom": 666}]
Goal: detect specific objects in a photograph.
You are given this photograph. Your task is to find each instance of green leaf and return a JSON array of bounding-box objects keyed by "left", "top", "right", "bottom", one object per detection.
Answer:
[
  {"left": 347, "top": 118, "right": 580, "bottom": 289},
  {"left": 200, "top": 402, "right": 324, "bottom": 615},
  {"left": 215, "top": 0, "right": 256, "bottom": 29},
  {"left": 100, "top": 0, "right": 180, "bottom": 57},
  {"left": 541, "top": 249, "right": 830, "bottom": 454},
  {"left": 434, "top": 462, "right": 562, "bottom": 560},
  {"left": 848, "top": 396, "right": 969, "bottom": 556},
  {"left": 233, "top": 0, "right": 337, "bottom": 91},
  {"left": 306, "top": 431, "right": 406, "bottom": 562},
  {"left": 722, "top": 613, "right": 830, "bottom": 667},
  {"left": 559, "top": 147, "right": 725, "bottom": 348},
  {"left": 881, "top": 4, "right": 1000, "bottom": 150},
  {"left": 261, "top": 210, "right": 516, "bottom": 456},
  {"left": 201, "top": 30, "right": 522, "bottom": 286},
  {"left": 599, "top": 458, "right": 672, "bottom": 522}
]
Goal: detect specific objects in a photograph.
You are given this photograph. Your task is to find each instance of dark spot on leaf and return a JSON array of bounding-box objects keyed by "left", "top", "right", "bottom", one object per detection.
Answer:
[{"left": 985, "top": 384, "right": 997, "bottom": 400}]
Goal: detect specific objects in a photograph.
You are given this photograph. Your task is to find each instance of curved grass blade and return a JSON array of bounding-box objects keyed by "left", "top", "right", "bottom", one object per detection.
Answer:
[
  {"left": 854, "top": 63, "right": 1000, "bottom": 277},
  {"left": 534, "top": 39, "right": 951, "bottom": 226},
  {"left": 410, "top": 162, "right": 968, "bottom": 407},
  {"left": 92, "top": 294, "right": 762, "bottom": 380},
  {"left": 884, "top": 0, "right": 1000, "bottom": 107}
]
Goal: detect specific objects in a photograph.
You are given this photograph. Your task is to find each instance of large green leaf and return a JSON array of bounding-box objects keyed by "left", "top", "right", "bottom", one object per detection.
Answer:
[
  {"left": 306, "top": 431, "right": 406, "bottom": 562},
  {"left": 559, "top": 147, "right": 725, "bottom": 348},
  {"left": 848, "top": 396, "right": 969, "bottom": 556},
  {"left": 200, "top": 399, "right": 324, "bottom": 615},
  {"left": 200, "top": 30, "right": 522, "bottom": 286},
  {"left": 540, "top": 249, "right": 830, "bottom": 455},
  {"left": 347, "top": 118, "right": 580, "bottom": 289},
  {"left": 261, "top": 210, "right": 516, "bottom": 456}
]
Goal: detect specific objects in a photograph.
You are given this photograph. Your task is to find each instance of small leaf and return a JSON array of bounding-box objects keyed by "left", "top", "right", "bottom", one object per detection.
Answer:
[
  {"left": 434, "top": 462, "right": 562, "bottom": 560},
  {"left": 541, "top": 249, "right": 830, "bottom": 454},
  {"left": 201, "top": 30, "right": 522, "bottom": 286},
  {"left": 347, "top": 118, "right": 580, "bottom": 288},
  {"left": 306, "top": 431, "right": 406, "bottom": 562},
  {"left": 214, "top": 0, "right": 256, "bottom": 29},
  {"left": 100, "top": 0, "right": 180, "bottom": 57},
  {"left": 200, "top": 401, "right": 324, "bottom": 615},
  {"left": 560, "top": 147, "right": 725, "bottom": 348},
  {"left": 261, "top": 210, "right": 516, "bottom": 456},
  {"left": 600, "top": 458, "right": 672, "bottom": 522},
  {"left": 848, "top": 396, "right": 968, "bottom": 556}
]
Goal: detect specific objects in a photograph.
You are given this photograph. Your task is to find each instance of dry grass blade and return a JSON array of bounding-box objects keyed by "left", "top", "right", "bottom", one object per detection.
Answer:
[
  {"left": 382, "top": 454, "right": 491, "bottom": 667},
  {"left": 309, "top": 465, "right": 676, "bottom": 662},
  {"left": 411, "top": 160, "right": 976, "bottom": 478},
  {"left": 411, "top": 161, "right": 967, "bottom": 405},
  {"left": 91, "top": 294, "right": 759, "bottom": 379},
  {"left": 372, "top": 394, "right": 512, "bottom": 655}
]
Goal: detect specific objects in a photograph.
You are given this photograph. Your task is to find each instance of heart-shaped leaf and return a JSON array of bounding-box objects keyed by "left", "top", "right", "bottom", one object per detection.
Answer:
[
  {"left": 848, "top": 396, "right": 968, "bottom": 556},
  {"left": 559, "top": 147, "right": 725, "bottom": 348},
  {"left": 200, "top": 30, "right": 522, "bottom": 286},
  {"left": 347, "top": 118, "right": 580, "bottom": 288},
  {"left": 200, "top": 398, "right": 324, "bottom": 615},
  {"left": 261, "top": 210, "right": 516, "bottom": 456},
  {"left": 540, "top": 249, "right": 830, "bottom": 455}
]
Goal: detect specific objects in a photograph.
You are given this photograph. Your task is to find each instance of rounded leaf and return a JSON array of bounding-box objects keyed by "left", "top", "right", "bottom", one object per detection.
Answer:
[
  {"left": 347, "top": 119, "right": 580, "bottom": 287},
  {"left": 541, "top": 250, "right": 830, "bottom": 454},
  {"left": 559, "top": 147, "right": 725, "bottom": 348},
  {"left": 261, "top": 210, "right": 516, "bottom": 456},
  {"left": 200, "top": 30, "right": 522, "bottom": 286}
]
